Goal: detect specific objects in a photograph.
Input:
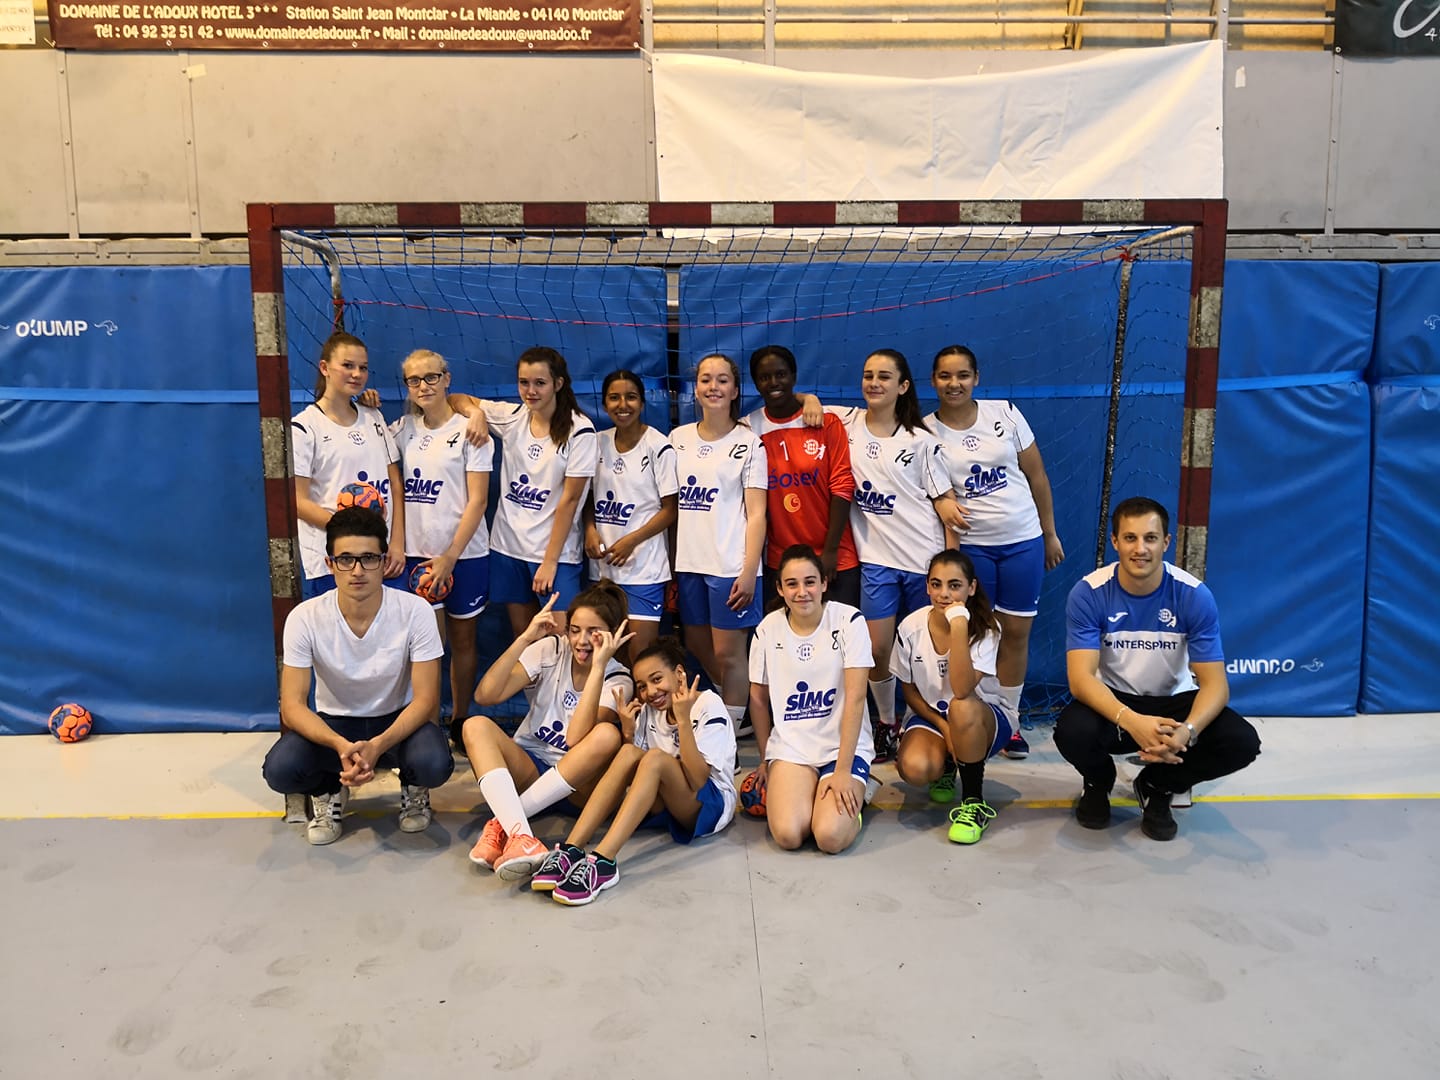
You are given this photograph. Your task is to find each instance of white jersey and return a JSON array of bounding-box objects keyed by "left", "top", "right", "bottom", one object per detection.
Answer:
[
  {"left": 928, "top": 400, "right": 1042, "bottom": 547},
  {"left": 671, "top": 422, "right": 768, "bottom": 578},
  {"left": 588, "top": 427, "right": 680, "bottom": 586},
  {"left": 291, "top": 402, "right": 400, "bottom": 579},
  {"left": 282, "top": 588, "right": 443, "bottom": 717},
  {"left": 838, "top": 409, "right": 951, "bottom": 574},
  {"left": 390, "top": 412, "right": 492, "bottom": 560},
  {"left": 749, "top": 602, "right": 875, "bottom": 768},
  {"left": 633, "top": 688, "right": 737, "bottom": 830},
  {"left": 485, "top": 403, "right": 598, "bottom": 566},
  {"left": 512, "top": 636, "right": 633, "bottom": 768},
  {"left": 890, "top": 606, "right": 1011, "bottom": 726}
]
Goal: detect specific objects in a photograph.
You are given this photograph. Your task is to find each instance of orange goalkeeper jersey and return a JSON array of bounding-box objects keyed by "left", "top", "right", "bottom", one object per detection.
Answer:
[{"left": 747, "top": 408, "right": 858, "bottom": 572}]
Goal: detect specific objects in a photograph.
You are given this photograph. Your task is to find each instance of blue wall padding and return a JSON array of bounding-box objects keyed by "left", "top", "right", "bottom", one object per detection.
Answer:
[
  {"left": 1205, "top": 261, "right": 1378, "bottom": 716},
  {"left": 1362, "top": 263, "right": 1440, "bottom": 712}
]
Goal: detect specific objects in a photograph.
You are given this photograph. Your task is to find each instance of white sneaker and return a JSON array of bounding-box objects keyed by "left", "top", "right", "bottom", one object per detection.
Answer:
[
  {"left": 307, "top": 789, "right": 349, "bottom": 846},
  {"left": 398, "top": 785, "right": 432, "bottom": 833}
]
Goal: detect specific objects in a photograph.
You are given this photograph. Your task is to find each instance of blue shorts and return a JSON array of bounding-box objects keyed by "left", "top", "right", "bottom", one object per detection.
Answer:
[
  {"left": 647, "top": 778, "right": 728, "bottom": 844},
  {"left": 960, "top": 535, "right": 1045, "bottom": 617},
  {"left": 489, "top": 552, "right": 583, "bottom": 610},
  {"left": 676, "top": 571, "right": 763, "bottom": 631},
  {"left": 521, "top": 746, "right": 554, "bottom": 779},
  {"left": 816, "top": 755, "right": 873, "bottom": 785},
  {"left": 614, "top": 581, "right": 666, "bottom": 623},
  {"left": 860, "top": 565, "right": 930, "bottom": 622},
  {"left": 901, "top": 702, "right": 1012, "bottom": 758},
  {"left": 403, "top": 555, "right": 489, "bottom": 620},
  {"left": 302, "top": 574, "right": 335, "bottom": 600}
]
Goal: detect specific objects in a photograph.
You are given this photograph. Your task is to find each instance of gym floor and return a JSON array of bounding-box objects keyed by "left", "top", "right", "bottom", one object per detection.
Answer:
[{"left": 3, "top": 715, "right": 1437, "bottom": 1079}]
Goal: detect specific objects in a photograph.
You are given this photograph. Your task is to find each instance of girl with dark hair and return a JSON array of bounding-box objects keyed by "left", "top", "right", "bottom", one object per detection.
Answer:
[
  {"left": 928, "top": 344, "right": 1064, "bottom": 760},
  {"left": 671, "top": 353, "right": 768, "bottom": 734},
  {"left": 450, "top": 346, "right": 598, "bottom": 638},
  {"left": 530, "top": 636, "right": 738, "bottom": 906},
  {"left": 891, "top": 549, "right": 1013, "bottom": 845},
  {"left": 581, "top": 369, "right": 679, "bottom": 659},
  {"left": 747, "top": 545, "right": 874, "bottom": 855},
  {"left": 826, "top": 349, "right": 966, "bottom": 761},
  {"left": 462, "top": 580, "right": 634, "bottom": 883},
  {"left": 291, "top": 331, "right": 405, "bottom": 597}
]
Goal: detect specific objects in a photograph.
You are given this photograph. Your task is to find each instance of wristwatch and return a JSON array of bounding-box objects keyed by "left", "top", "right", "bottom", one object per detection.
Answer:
[{"left": 1182, "top": 721, "right": 1198, "bottom": 741}]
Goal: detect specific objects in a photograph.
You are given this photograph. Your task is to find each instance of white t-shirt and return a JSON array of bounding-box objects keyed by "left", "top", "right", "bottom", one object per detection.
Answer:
[
  {"left": 671, "top": 422, "right": 768, "bottom": 578},
  {"left": 836, "top": 409, "right": 951, "bottom": 574},
  {"left": 291, "top": 402, "right": 401, "bottom": 580},
  {"left": 485, "top": 402, "right": 598, "bottom": 565},
  {"left": 633, "top": 688, "right": 737, "bottom": 831},
  {"left": 588, "top": 427, "right": 680, "bottom": 586},
  {"left": 512, "top": 636, "right": 633, "bottom": 768},
  {"left": 890, "top": 606, "right": 1011, "bottom": 726},
  {"left": 282, "top": 588, "right": 443, "bottom": 717},
  {"left": 927, "top": 400, "right": 1042, "bottom": 547},
  {"left": 748, "top": 601, "right": 875, "bottom": 768},
  {"left": 390, "top": 412, "right": 492, "bottom": 560}
]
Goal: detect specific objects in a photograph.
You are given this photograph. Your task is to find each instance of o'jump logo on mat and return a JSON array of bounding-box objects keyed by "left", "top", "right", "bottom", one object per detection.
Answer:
[{"left": 1, "top": 318, "right": 118, "bottom": 338}]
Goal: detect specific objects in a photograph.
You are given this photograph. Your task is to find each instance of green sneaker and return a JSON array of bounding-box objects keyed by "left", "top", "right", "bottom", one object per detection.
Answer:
[
  {"left": 947, "top": 798, "right": 997, "bottom": 845},
  {"left": 928, "top": 762, "right": 958, "bottom": 803}
]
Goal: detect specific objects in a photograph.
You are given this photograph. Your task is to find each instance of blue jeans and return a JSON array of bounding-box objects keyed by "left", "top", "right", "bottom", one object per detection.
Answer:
[{"left": 262, "top": 711, "right": 455, "bottom": 797}]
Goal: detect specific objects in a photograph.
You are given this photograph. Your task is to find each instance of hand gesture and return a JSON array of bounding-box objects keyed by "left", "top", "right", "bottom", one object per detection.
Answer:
[
  {"left": 1138, "top": 723, "right": 1191, "bottom": 765},
  {"left": 800, "top": 393, "right": 825, "bottom": 428},
  {"left": 358, "top": 389, "right": 382, "bottom": 409},
  {"left": 524, "top": 593, "right": 562, "bottom": 642},
  {"left": 670, "top": 672, "right": 702, "bottom": 726},
  {"left": 464, "top": 408, "right": 490, "bottom": 448},
  {"left": 612, "top": 686, "right": 642, "bottom": 741},
  {"left": 817, "top": 773, "right": 860, "bottom": 818},
  {"left": 1118, "top": 707, "right": 1177, "bottom": 758},
  {"left": 338, "top": 740, "right": 378, "bottom": 788},
  {"left": 593, "top": 619, "right": 636, "bottom": 665}
]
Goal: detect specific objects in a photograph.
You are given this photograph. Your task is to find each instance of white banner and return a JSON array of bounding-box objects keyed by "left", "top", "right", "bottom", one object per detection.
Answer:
[{"left": 654, "top": 43, "right": 1223, "bottom": 202}]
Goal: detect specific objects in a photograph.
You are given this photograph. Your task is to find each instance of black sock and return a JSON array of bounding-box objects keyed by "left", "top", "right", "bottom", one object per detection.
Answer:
[
  {"left": 564, "top": 843, "right": 585, "bottom": 860},
  {"left": 594, "top": 854, "right": 617, "bottom": 869},
  {"left": 958, "top": 760, "right": 985, "bottom": 803}
]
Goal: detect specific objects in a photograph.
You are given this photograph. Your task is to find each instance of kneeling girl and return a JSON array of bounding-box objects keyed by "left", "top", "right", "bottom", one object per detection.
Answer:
[
  {"left": 892, "top": 550, "right": 1014, "bottom": 844},
  {"left": 532, "top": 638, "right": 738, "bottom": 906},
  {"left": 748, "top": 545, "right": 874, "bottom": 855}
]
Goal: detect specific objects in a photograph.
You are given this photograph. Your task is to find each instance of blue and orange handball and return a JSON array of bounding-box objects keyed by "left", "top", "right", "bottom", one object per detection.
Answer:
[
  {"left": 738, "top": 768, "right": 767, "bottom": 818},
  {"left": 335, "top": 482, "right": 386, "bottom": 515},
  {"left": 49, "top": 703, "right": 94, "bottom": 743},
  {"left": 409, "top": 564, "right": 454, "bottom": 602}
]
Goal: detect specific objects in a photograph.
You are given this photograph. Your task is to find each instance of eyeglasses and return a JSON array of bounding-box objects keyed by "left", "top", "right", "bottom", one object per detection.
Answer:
[
  {"left": 403, "top": 372, "right": 445, "bottom": 388},
  {"left": 330, "top": 553, "right": 384, "bottom": 571}
]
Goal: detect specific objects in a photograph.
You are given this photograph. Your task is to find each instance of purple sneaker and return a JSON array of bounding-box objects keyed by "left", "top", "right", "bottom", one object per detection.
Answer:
[
  {"left": 552, "top": 854, "right": 619, "bottom": 906},
  {"left": 530, "top": 844, "right": 583, "bottom": 893}
]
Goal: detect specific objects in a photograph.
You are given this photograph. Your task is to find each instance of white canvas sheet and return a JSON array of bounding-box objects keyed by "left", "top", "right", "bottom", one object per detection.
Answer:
[{"left": 653, "top": 43, "right": 1223, "bottom": 202}]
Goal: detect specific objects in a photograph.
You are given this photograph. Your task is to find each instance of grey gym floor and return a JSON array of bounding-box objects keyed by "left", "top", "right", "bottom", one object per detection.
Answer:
[{"left": 3, "top": 774, "right": 1437, "bottom": 1079}]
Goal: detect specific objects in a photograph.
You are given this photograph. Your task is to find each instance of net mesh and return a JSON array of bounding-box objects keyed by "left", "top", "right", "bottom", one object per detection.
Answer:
[{"left": 279, "top": 220, "right": 1195, "bottom": 720}]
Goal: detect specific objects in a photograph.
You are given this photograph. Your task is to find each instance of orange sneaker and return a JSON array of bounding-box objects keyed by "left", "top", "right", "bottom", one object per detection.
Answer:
[
  {"left": 495, "top": 833, "right": 548, "bottom": 882},
  {"left": 469, "top": 818, "right": 507, "bottom": 869}
]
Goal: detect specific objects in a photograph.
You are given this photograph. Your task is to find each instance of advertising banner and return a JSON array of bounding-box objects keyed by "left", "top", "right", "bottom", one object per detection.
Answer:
[{"left": 1335, "top": 0, "right": 1440, "bottom": 56}]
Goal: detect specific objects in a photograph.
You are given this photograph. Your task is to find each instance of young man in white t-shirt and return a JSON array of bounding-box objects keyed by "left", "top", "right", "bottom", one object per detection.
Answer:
[{"left": 263, "top": 508, "right": 452, "bottom": 845}]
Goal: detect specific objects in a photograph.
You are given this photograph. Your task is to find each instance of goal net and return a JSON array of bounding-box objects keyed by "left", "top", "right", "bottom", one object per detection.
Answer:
[{"left": 250, "top": 200, "right": 1226, "bottom": 720}]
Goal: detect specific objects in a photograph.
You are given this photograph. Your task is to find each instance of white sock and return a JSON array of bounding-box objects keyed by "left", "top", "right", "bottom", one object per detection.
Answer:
[
  {"left": 870, "top": 677, "right": 897, "bottom": 728},
  {"left": 1000, "top": 684, "right": 1024, "bottom": 720},
  {"left": 478, "top": 768, "right": 530, "bottom": 838},
  {"left": 518, "top": 767, "right": 575, "bottom": 819}
]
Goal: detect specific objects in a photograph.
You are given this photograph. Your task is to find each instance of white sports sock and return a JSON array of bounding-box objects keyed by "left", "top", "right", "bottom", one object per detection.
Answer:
[
  {"left": 478, "top": 768, "right": 531, "bottom": 838},
  {"left": 727, "top": 705, "right": 746, "bottom": 722},
  {"left": 518, "top": 767, "right": 575, "bottom": 818},
  {"left": 1000, "top": 684, "right": 1024, "bottom": 719},
  {"left": 870, "top": 677, "right": 897, "bottom": 728}
]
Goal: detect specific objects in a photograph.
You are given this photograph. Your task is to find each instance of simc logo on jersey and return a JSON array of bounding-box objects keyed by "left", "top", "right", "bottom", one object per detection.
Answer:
[
  {"left": 355, "top": 471, "right": 391, "bottom": 500},
  {"left": 963, "top": 463, "right": 1008, "bottom": 498},
  {"left": 854, "top": 481, "right": 897, "bottom": 515},
  {"left": 678, "top": 475, "right": 719, "bottom": 512},
  {"left": 532, "top": 723, "right": 571, "bottom": 753},
  {"left": 593, "top": 490, "right": 636, "bottom": 526},
  {"left": 505, "top": 473, "right": 551, "bottom": 511},
  {"left": 404, "top": 467, "right": 444, "bottom": 505},
  {"left": 783, "top": 681, "right": 838, "bottom": 722}
]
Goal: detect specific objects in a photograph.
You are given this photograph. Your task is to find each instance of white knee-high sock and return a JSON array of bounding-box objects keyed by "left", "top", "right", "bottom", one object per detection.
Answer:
[
  {"left": 518, "top": 768, "right": 575, "bottom": 818},
  {"left": 1000, "top": 684, "right": 1024, "bottom": 719},
  {"left": 478, "top": 768, "right": 531, "bottom": 838},
  {"left": 870, "top": 676, "right": 897, "bottom": 728}
]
